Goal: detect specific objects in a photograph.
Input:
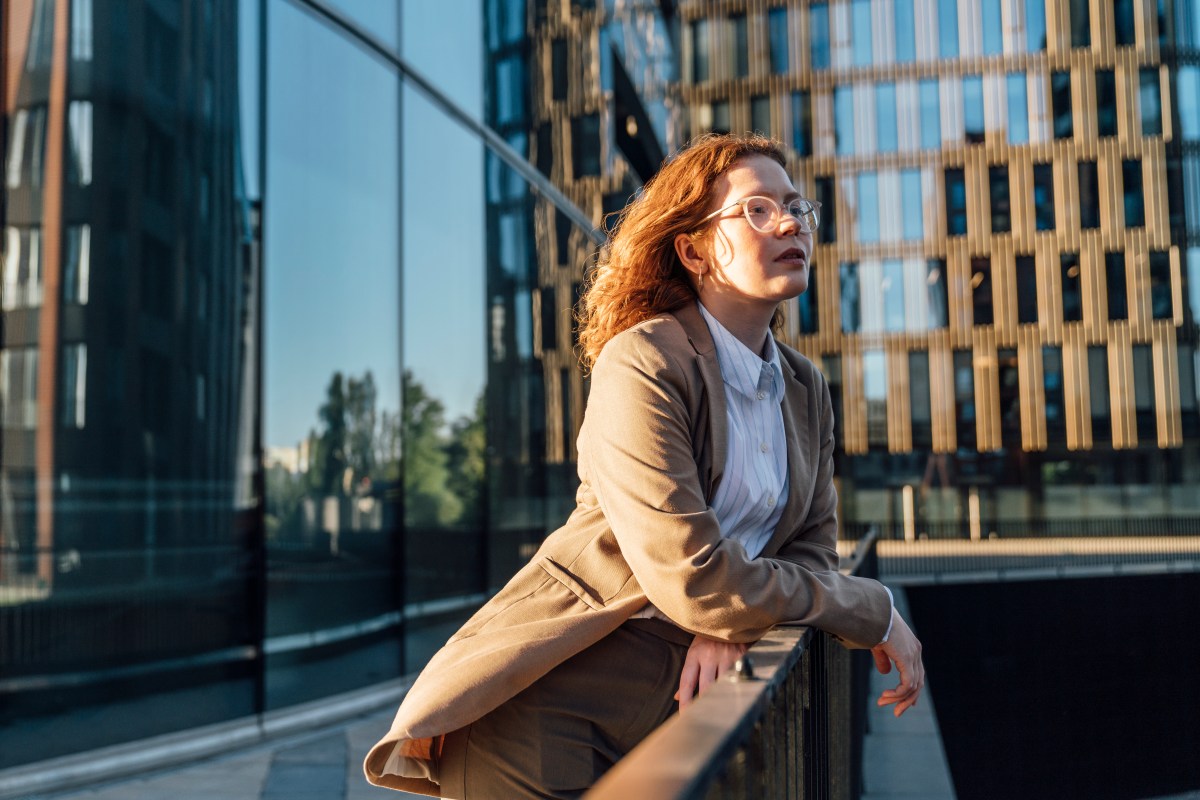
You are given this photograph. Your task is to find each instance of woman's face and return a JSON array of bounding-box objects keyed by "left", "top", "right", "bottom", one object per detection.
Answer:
[{"left": 699, "top": 154, "right": 814, "bottom": 317}]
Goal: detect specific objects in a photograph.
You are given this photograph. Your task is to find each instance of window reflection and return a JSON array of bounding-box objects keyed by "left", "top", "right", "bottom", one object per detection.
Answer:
[
  {"left": 910, "top": 352, "right": 932, "bottom": 448},
  {"left": 1089, "top": 346, "right": 1111, "bottom": 443},
  {"left": 858, "top": 172, "right": 879, "bottom": 243},
  {"left": 919, "top": 79, "right": 940, "bottom": 149},
  {"left": 1123, "top": 160, "right": 1144, "bottom": 227},
  {"left": 852, "top": 0, "right": 872, "bottom": 66},
  {"left": 730, "top": 13, "right": 748, "bottom": 78},
  {"left": 1069, "top": 0, "right": 1090, "bottom": 48},
  {"left": 835, "top": 86, "right": 854, "bottom": 155},
  {"left": 1078, "top": 160, "right": 1100, "bottom": 229},
  {"left": 982, "top": 1, "right": 1003, "bottom": 55},
  {"left": 963, "top": 76, "right": 984, "bottom": 143},
  {"left": 1007, "top": 73, "right": 1028, "bottom": 144},
  {"left": 840, "top": 262, "right": 860, "bottom": 333},
  {"left": 877, "top": 82, "right": 897, "bottom": 152},
  {"left": 864, "top": 350, "right": 888, "bottom": 447},
  {"left": 751, "top": 95, "right": 771, "bottom": 136},
  {"left": 1096, "top": 70, "right": 1116, "bottom": 138},
  {"left": 768, "top": 8, "right": 789, "bottom": 74},
  {"left": 939, "top": 0, "right": 959, "bottom": 57},
  {"left": 1062, "top": 253, "right": 1083, "bottom": 322},
  {"left": 895, "top": 0, "right": 916, "bottom": 62},
  {"left": 1139, "top": 68, "right": 1162, "bottom": 136},
  {"left": 1115, "top": 0, "right": 1135, "bottom": 45},
  {"left": 1026, "top": 0, "right": 1047, "bottom": 51},
  {"left": 1106, "top": 252, "right": 1128, "bottom": 321},
  {"left": 971, "top": 258, "right": 994, "bottom": 325},
  {"left": 954, "top": 350, "right": 976, "bottom": 449},
  {"left": 1033, "top": 163, "right": 1055, "bottom": 231},
  {"left": 945, "top": 167, "right": 967, "bottom": 236},
  {"left": 691, "top": 18, "right": 710, "bottom": 82},
  {"left": 1017, "top": 256, "right": 1039, "bottom": 323},
  {"left": 1178, "top": 67, "right": 1200, "bottom": 139},
  {"left": 815, "top": 176, "right": 836, "bottom": 243},
  {"left": 926, "top": 259, "right": 949, "bottom": 329},
  {"left": 1052, "top": 71, "right": 1073, "bottom": 139},
  {"left": 883, "top": 260, "right": 905, "bottom": 332},
  {"left": 791, "top": 91, "right": 812, "bottom": 156},
  {"left": 990, "top": 165, "right": 1011, "bottom": 233},
  {"left": 810, "top": 3, "right": 830, "bottom": 69},
  {"left": 1044, "top": 347, "right": 1065, "bottom": 433},
  {"left": 1149, "top": 252, "right": 1173, "bottom": 320},
  {"left": 901, "top": 169, "right": 922, "bottom": 241}
]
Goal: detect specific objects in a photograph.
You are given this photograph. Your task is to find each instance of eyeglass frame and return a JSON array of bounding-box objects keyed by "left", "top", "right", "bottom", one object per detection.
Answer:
[{"left": 700, "top": 194, "right": 822, "bottom": 234}]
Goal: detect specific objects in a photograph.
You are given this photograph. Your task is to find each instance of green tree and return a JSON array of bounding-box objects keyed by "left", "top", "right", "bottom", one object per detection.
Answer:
[
  {"left": 446, "top": 391, "right": 487, "bottom": 528},
  {"left": 402, "top": 371, "right": 462, "bottom": 526}
]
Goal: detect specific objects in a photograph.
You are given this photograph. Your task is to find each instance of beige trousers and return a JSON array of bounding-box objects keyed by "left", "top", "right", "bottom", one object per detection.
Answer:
[{"left": 437, "top": 618, "right": 691, "bottom": 799}]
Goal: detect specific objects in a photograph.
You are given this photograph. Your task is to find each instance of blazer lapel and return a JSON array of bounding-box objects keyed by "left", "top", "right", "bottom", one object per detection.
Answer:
[
  {"left": 762, "top": 353, "right": 811, "bottom": 557},
  {"left": 672, "top": 303, "right": 727, "bottom": 502}
]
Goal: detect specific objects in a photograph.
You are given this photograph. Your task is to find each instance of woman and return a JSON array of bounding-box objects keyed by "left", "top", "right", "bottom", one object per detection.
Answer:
[{"left": 364, "top": 133, "right": 924, "bottom": 798}]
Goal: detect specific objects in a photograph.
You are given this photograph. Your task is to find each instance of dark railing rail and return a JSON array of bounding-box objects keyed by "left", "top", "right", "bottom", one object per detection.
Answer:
[{"left": 585, "top": 529, "right": 880, "bottom": 800}]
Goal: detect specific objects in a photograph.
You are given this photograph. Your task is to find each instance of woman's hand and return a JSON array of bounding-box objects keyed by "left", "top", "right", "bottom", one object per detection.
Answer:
[
  {"left": 871, "top": 608, "right": 925, "bottom": 717},
  {"left": 675, "top": 634, "right": 749, "bottom": 709}
]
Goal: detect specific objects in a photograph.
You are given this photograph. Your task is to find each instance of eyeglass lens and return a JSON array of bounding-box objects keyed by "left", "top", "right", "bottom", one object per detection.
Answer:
[{"left": 743, "top": 197, "right": 819, "bottom": 233}]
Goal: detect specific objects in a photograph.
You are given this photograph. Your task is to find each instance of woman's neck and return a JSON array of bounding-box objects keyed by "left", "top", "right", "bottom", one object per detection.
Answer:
[{"left": 698, "top": 298, "right": 773, "bottom": 355}]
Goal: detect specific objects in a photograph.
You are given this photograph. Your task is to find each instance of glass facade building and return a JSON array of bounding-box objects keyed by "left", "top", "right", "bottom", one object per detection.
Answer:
[{"left": 2, "top": 0, "right": 1199, "bottom": 773}]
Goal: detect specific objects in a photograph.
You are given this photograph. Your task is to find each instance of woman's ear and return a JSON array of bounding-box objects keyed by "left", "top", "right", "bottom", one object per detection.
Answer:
[{"left": 674, "top": 232, "right": 706, "bottom": 280}]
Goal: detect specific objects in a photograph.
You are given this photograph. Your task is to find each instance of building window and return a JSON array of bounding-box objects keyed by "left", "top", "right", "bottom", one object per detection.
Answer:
[
  {"left": 884, "top": 259, "right": 905, "bottom": 332},
  {"left": 920, "top": 80, "right": 940, "bottom": 149},
  {"left": 1115, "top": 0, "right": 1136, "bottom": 45},
  {"left": 797, "top": 271, "right": 818, "bottom": 333},
  {"left": 964, "top": 75, "right": 985, "bottom": 143},
  {"left": 1181, "top": 66, "right": 1200, "bottom": 140},
  {"left": 61, "top": 344, "right": 87, "bottom": 429},
  {"left": 751, "top": 95, "right": 771, "bottom": 136},
  {"left": 1089, "top": 345, "right": 1111, "bottom": 443},
  {"left": 811, "top": 3, "right": 830, "bottom": 69},
  {"left": 1069, "top": 0, "right": 1090, "bottom": 48},
  {"left": 63, "top": 224, "right": 91, "bottom": 305},
  {"left": 945, "top": 168, "right": 967, "bottom": 236},
  {"left": 1017, "top": 255, "right": 1039, "bottom": 323},
  {"left": 0, "top": 347, "right": 39, "bottom": 429},
  {"left": 691, "top": 18, "right": 710, "bottom": 82},
  {"left": 25, "top": 0, "right": 54, "bottom": 69},
  {"left": 1062, "top": 253, "right": 1083, "bottom": 322},
  {"left": 1106, "top": 252, "right": 1127, "bottom": 320},
  {"left": 731, "top": 13, "right": 749, "bottom": 78},
  {"left": 3, "top": 226, "right": 44, "bottom": 310},
  {"left": 939, "top": 0, "right": 959, "bottom": 57},
  {"left": 6, "top": 105, "right": 48, "bottom": 189},
  {"left": 1079, "top": 160, "right": 1100, "bottom": 229},
  {"left": 858, "top": 172, "right": 880, "bottom": 243},
  {"left": 572, "top": 114, "right": 600, "bottom": 177},
  {"left": 712, "top": 100, "right": 730, "bottom": 133},
  {"left": 864, "top": 349, "right": 888, "bottom": 446},
  {"left": 835, "top": 86, "right": 855, "bottom": 156},
  {"left": 895, "top": 0, "right": 916, "bottom": 62},
  {"left": 1007, "top": 73, "right": 1029, "bottom": 144},
  {"left": 1026, "top": 0, "right": 1047, "bottom": 51},
  {"left": 840, "top": 262, "right": 860, "bottom": 333},
  {"left": 71, "top": 0, "right": 93, "bottom": 61},
  {"left": 1123, "top": 160, "right": 1144, "bottom": 227},
  {"left": 792, "top": 92, "right": 812, "bottom": 157},
  {"left": 927, "top": 259, "right": 950, "bottom": 329},
  {"left": 1044, "top": 347, "right": 1065, "bottom": 433},
  {"left": 910, "top": 351, "right": 932, "bottom": 448},
  {"left": 1149, "top": 251, "right": 1173, "bottom": 319},
  {"left": 901, "top": 169, "right": 923, "bottom": 241},
  {"left": 990, "top": 165, "right": 1011, "bottom": 233},
  {"left": 954, "top": 349, "right": 976, "bottom": 449},
  {"left": 982, "top": 0, "right": 1003, "bottom": 55},
  {"left": 1034, "top": 163, "right": 1055, "bottom": 231},
  {"left": 769, "top": 7, "right": 790, "bottom": 74},
  {"left": 1096, "top": 69, "right": 1117, "bottom": 137},
  {"left": 1133, "top": 344, "right": 1154, "bottom": 441},
  {"left": 852, "top": 0, "right": 872, "bottom": 66},
  {"left": 877, "top": 83, "right": 897, "bottom": 153},
  {"left": 556, "top": 209, "right": 572, "bottom": 266},
  {"left": 815, "top": 176, "right": 836, "bottom": 243},
  {"left": 1052, "top": 71, "right": 1073, "bottom": 139},
  {"left": 972, "top": 258, "right": 994, "bottom": 325},
  {"left": 551, "top": 39, "right": 568, "bottom": 100},
  {"left": 1140, "top": 68, "right": 1162, "bottom": 135}
]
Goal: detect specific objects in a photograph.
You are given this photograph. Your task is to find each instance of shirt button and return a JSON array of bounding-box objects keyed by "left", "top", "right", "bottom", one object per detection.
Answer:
[
  {"left": 760, "top": 442, "right": 768, "bottom": 453},
  {"left": 756, "top": 391, "right": 766, "bottom": 400},
  {"left": 767, "top": 496, "right": 777, "bottom": 508}
]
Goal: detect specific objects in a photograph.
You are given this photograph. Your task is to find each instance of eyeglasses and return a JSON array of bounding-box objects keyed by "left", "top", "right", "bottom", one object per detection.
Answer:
[{"left": 701, "top": 195, "right": 822, "bottom": 234}]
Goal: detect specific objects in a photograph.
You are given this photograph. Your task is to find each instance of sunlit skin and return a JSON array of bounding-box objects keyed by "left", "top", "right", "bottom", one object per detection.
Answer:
[{"left": 670, "top": 155, "right": 926, "bottom": 717}]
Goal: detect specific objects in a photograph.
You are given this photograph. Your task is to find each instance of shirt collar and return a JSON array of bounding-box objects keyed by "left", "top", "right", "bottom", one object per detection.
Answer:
[{"left": 696, "top": 302, "right": 784, "bottom": 403}]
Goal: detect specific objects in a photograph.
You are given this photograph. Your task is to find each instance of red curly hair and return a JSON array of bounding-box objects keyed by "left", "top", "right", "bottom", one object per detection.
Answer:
[{"left": 576, "top": 133, "right": 787, "bottom": 370}]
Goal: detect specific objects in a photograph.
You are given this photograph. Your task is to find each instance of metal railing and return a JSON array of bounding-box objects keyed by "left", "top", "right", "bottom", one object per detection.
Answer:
[{"left": 585, "top": 529, "right": 879, "bottom": 800}]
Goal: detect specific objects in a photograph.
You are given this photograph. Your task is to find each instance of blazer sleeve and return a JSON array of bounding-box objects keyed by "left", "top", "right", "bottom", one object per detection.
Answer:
[{"left": 582, "top": 327, "right": 890, "bottom": 648}]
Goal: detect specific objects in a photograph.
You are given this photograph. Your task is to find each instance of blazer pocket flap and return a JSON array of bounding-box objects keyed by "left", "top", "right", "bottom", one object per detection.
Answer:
[{"left": 538, "top": 558, "right": 605, "bottom": 611}]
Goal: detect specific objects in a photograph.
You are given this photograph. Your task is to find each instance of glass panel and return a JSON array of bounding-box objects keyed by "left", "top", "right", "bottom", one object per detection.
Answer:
[
  {"left": 1089, "top": 345, "right": 1111, "bottom": 443},
  {"left": 798, "top": 270, "right": 819, "bottom": 333},
  {"left": 731, "top": 13, "right": 749, "bottom": 78},
  {"left": 895, "top": 0, "right": 916, "bottom": 62},
  {"left": 1133, "top": 344, "right": 1154, "bottom": 442},
  {"left": 945, "top": 167, "right": 967, "bottom": 236},
  {"left": 1096, "top": 69, "right": 1116, "bottom": 137},
  {"left": 990, "top": 165, "right": 1011, "bottom": 233},
  {"left": 1034, "top": 163, "right": 1055, "bottom": 231},
  {"left": 1179, "top": 67, "right": 1200, "bottom": 139},
  {"left": 998, "top": 348, "right": 1020, "bottom": 450},
  {"left": 1044, "top": 347, "right": 1065, "bottom": 433},
  {"left": 815, "top": 176, "right": 836, "bottom": 243},
  {"left": 691, "top": 18, "right": 710, "bottom": 82},
  {"left": 1017, "top": 255, "right": 1039, "bottom": 323},
  {"left": 902, "top": 169, "right": 923, "bottom": 240},
  {"left": 572, "top": 114, "right": 601, "bottom": 177},
  {"left": 1079, "top": 160, "right": 1100, "bottom": 229},
  {"left": 972, "top": 257, "right": 994, "bottom": 325},
  {"left": 927, "top": 259, "right": 950, "bottom": 328},
  {"left": 1149, "top": 252, "right": 1173, "bottom": 319},
  {"left": 877, "top": 82, "right": 898, "bottom": 152},
  {"left": 852, "top": 0, "right": 873, "bottom": 66},
  {"left": 1026, "top": 0, "right": 1047, "bottom": 51},
  {"left": 1140, "top": 68, "right": 1162, "bottom": 136},
  {"left": 1123, "top": 160, "right": 1144, "bottom": 227},
  {"left": 835, "top": 86, "right": 855, "bottom": 156},
  {"left": 939, "top": 0, "right": 959, "bottom": 57},
  {"left": 1007, "top": 73, "right": 1028, "bottom": 144},
  {"left": 769, "top": 7, "right": 790, "bottom": 74},
  {"left": 1106, "top": 252, "right": 1128, "bottom": 320},
  {"left": 982, "top": 0, "right": 1003, "bottom": 55},
  {"left": 964, "top": 75, "right": 984, "bottom": 143},
  {"left": 792, "top": 91, "right": 812, "bottom": 156},
  {"left": 265, "top": 0, "right": 402, "bottom": 707},
  {"left": 858, "top": 172, "right": 880, "bottom": 243},
  {"left": 1061, "top": 253, "right": 1083, "bottom": 322},
  {"left": 864, "top": 350, "right": 888, "bottom": 447},
  {"left": 883, "top": 259, "right": 905, "bottom": 332},
  {"left": 751, "top": 95, "right": 771, "bottom": 136},
  {"left": 840, "top": 262, "right": 861, "bottom": 333},
  {"left": 954, "top": 350, "right": 976, "bottom": 449},
  {"left": 1115, "top": 0, "right": 1136, "bottom": 45},
  {"left": 1069, "top": 0, "right": 1090, "bottom": 48},
  {"left": 1052, "top": 71, "right": 1073, "bottom": 139},
  {"left": 1190, "top": 247, "right": 1200, "bottom": 324},
  {"left": 910, "top": 351, "right": 932, "bottom": 448},
  {"left": 920, "top": 79, "right": 940, "bottom": 149},
  {"left": 712, "top": 100, "right": 731, "bottom": 133},
  {"left": 811, "top": 3, "right": 831, "bottom": 69},
  {"left": 327, "top": 0, "right": 399, "bottom": 49}
]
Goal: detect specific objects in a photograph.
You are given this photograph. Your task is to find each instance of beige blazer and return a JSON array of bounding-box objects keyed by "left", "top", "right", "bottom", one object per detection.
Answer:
[{"left": 363, "top": 303, "right": 891, "bottom": 795}]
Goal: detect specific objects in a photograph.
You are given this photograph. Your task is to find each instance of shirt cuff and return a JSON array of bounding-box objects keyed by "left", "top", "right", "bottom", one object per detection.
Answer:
[{"left": 879, "top": 586, "right": 895, "bottom": 644}]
